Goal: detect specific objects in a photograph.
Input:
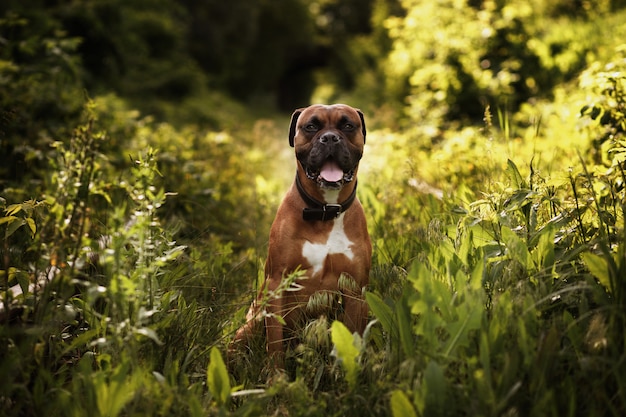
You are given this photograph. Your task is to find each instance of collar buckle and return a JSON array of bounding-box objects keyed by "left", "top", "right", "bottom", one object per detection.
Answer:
[{"left": 323, "top": 204, "right": 342, "bottom": 220}]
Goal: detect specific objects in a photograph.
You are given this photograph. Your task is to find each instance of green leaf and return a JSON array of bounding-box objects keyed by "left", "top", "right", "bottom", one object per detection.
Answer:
[
  {"left": 502, "top": 227, "right": 534, "bottom": 272},
  {"left": 533, "top": 225, "right": 555, "bottom": 271},
  {"left": 207, "top": 347, "right": 230, "bottom": 406},
  {"left": 396, "top": 291, "right": 414, "bottom": 358},
  {"left": 365, "top": 291, "right": 394, "bottom": 335},
  {"left": 391, "top": 390, "right": 417, "bottom": 417},
  {"left": 95, "top": 362, "right": 135, "bottom": 417},
  {"left": 581, "top": 252, "right": 611, "bottom": 290},
  {"left": 331, "top": 321, "right": 360, "bottom": 389},
  {"left": 25, "top": 217, "right": 36, "bottom": 237},
  {"left": 134, "top": 327, "right": 163, "bottom": 345},
  {"left": 423, "top": 360, "right": 447, "bottom": 415},
  {"left": 506, "top": 159, "right": 526, "bottom": 188},
  {"left": 502, "top": 189, "right": 535, "bottom": 212},
  {"left": 5, "top": 217, "right": 25, "bottom": 239},
  {"left": 5, "top": 204, "right": 23, "bottom": 216},
  {"left": 0, "top": 215, "right": 18, "bottom": 225},
  {"left": 469, "top": 253, "right": 485, "bottom": 291},
  {"left": 443, "top": 284, "right": 483, "bottom": 356},
  {"left": 408, "top": 263, "right": 447, "bottom": 339},
  {"left": 16, "top": 269, "right": 29, "bottom": 296}
]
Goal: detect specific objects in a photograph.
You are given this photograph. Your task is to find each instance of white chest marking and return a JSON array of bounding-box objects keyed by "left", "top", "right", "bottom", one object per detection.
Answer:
[{"left": 302, "top": 214, "right": 354, "bottom": 277}]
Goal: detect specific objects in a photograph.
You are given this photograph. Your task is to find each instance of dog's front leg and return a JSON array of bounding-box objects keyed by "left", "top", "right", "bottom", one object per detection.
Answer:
[
  {"left": 342, "top": 289, "right": 368, "bottom": 336},
  {"left": 265, "top": 277, "right": 285, "bottom": 369}
]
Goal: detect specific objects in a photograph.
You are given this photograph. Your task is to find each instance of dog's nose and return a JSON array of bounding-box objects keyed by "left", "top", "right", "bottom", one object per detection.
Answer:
[{"left": 319, "top": 133, "right": 340, "bottom": 144}]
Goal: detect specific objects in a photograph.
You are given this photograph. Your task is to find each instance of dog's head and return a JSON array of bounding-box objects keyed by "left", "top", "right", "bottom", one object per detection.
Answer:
[{"left": 288, "top": 104, "right": 366, "bottom": 190}]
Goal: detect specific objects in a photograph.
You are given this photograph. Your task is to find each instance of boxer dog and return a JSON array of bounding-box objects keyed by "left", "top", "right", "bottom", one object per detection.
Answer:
[{"left": 231, "top": 104, "right": 371, "bottom": 370}]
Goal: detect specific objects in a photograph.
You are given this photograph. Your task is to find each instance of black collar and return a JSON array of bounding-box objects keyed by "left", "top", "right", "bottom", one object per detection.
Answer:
[{"left": 295, "top": 174, "right": 357, "bottom": 221}]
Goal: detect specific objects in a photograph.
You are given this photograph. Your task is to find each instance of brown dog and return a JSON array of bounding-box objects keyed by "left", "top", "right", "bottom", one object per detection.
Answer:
[{"left": 232, "top": 104, "right": 371, "bottom": 369}]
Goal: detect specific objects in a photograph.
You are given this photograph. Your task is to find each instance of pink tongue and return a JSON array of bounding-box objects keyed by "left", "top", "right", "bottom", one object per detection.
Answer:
[{"left": 320, "top": 161, "right": 344, "bottom": 182}]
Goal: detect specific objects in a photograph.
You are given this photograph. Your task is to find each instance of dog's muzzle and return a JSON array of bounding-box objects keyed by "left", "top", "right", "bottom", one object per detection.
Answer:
[
  {"left": 305, "top": 164, "right": 355, "bottom": 189},
  {"left": 301, "top": 133, "right": 359, "bottom": 189}
]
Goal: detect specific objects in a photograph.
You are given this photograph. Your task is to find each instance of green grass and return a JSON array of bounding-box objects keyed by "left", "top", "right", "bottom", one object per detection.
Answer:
[{"left": 2, "top": 8, "right": 626, "bottom": 417}]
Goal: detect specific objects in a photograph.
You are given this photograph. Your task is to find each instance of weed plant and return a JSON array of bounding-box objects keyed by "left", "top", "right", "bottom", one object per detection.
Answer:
[{"left": 2, "top": 28, "right": 626, "bottom": 417}]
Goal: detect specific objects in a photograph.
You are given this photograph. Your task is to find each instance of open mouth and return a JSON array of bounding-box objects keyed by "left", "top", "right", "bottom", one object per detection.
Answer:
[{"left": 305, "top": 159, "right": 355, "bottom": 188}]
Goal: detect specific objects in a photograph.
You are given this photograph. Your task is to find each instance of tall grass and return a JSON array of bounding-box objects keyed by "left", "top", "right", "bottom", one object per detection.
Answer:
[{"left": 2, "top": 37, "right": 626, "bottom": 417}]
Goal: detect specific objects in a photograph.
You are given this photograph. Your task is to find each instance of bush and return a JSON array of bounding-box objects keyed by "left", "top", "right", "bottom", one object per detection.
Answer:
[
  {"left": 2, "top": 3, "right": 626, "bottom": 417},
  {"left": 380, "top": 0, "right": 626, "bottom": 131},
  {"left": 0, "top": 7, "right": 84, "bottom": 188}
]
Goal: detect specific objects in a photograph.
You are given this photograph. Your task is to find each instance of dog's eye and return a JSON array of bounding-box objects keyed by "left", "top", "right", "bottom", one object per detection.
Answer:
[
  {"left": 342, "top": 123, "right": 355, "bottom": 131},
  {"left": 304, "top": 123, "right": 318, "bottom": 132}
]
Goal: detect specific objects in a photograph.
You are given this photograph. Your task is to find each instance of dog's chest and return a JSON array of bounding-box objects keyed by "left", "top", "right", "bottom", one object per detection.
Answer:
[{"left": 301, "top": 215, "right": 354, "bottom": 277}]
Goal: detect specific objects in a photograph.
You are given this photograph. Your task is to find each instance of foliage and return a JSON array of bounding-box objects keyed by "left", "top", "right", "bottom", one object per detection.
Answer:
[
  {"left": 0, "top": 6, "right": 84, "bottom": 188},
  {"left": 2, "top": 1, "right": 626, "bottom": 417},
  {"left": 580, "top": 45, "right": 626, "bottom": 164},
  {"left": 380, "top": 0, "right": 626, "bottom": 130}
]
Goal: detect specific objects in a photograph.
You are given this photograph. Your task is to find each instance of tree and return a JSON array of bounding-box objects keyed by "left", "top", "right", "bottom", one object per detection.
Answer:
[{"left": 0, "top": 3, "right": 84, "bottom": 187}]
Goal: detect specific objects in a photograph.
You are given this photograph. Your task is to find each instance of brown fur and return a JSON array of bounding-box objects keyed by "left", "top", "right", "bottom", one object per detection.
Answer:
[{"left": 231, "top": 104, "right": 371, "bottom": 369}]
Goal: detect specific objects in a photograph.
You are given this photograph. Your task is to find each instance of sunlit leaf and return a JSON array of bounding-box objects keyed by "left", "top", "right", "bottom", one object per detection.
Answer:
[
  {"left": 95, "top": 361, "right": 135, "bottom": 417},
  {"left": 506, "top": 159, "right": 526, "bottom": 189},
  {"left": 581, "top": 252, "right": 611, "bottom": 290},
  {"left": 207, "top": 347, "right": 230, "bottom": 407},
  {"left": 331, "top": 321, "right": 360, "bottom": 389},
  {"left": 5, "top": 204, "right": 23, "bottom": 216},
  {"left": 0, "top": 215, "right": 18, "bottom": 225},
  {"left": 134, "top": 327, "right": 163, "bottom": 345},
  {"left": 391, "top": 390, "right": 417, "bottom": 417},
  {"left": 25, "top": 217, "right": 36, "bottom": 237}
]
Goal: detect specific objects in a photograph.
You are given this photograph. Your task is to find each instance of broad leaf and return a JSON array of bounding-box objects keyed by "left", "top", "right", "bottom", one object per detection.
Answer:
[
  {"left": 366, "top": 291, "right": 394, "bottom": 335},
  {"left": 423, "top": 360, "right": 447, "bottom": 416},
  {"left": 207, "top": 347, "right": 230, "bottom": 406},
  {"left": 396, "top": 291, "right": 415, "bottom": 358},
  {"left": 331, "top": 321, "right": 360, "bottom": 389},
  {"left": 581, "top": 252, "right": 611, "bottom": 291},
  {"left": 391, "top": 390, "right": 417, "bottom": 417},
  {"left": 502, "top": 227, "right": 534, "bottom": 272},
  {"left": 506, "top": 159, "right": 526, "bottom": 188},
  {"left": 532, "top": 225, "right": 555, "bottom": 271}
]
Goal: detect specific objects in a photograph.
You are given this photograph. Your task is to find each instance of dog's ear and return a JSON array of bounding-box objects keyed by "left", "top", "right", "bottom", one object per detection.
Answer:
[
  {"left": 356, "top": 109, "right": 366, "bottom": 144},
  {"left": 289, "top": 109, "right": 304, "bottom": 147}
]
